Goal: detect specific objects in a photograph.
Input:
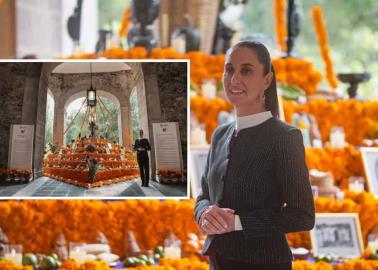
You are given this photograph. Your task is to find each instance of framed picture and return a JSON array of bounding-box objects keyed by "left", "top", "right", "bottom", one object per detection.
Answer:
[
  {"left": 310, "top": 213, "right": 364, "bottom": 258},
  {"left": 360, "top": 147, "right": 378, "bottom": 197}
]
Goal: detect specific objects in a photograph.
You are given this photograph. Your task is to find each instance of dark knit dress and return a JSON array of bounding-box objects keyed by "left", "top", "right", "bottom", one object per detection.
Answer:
[{"left": 194, "top": 117, "right": 315, "bottom": 269}]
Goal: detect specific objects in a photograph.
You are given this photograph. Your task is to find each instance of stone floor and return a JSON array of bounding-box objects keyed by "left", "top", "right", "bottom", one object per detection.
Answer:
[{"left": 0, "top": 177, "right": 188, "bottom": 198}]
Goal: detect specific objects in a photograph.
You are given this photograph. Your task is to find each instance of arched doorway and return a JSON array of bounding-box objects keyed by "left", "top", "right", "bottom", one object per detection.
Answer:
[{"left": 63, "top": 91, "right": 122, "bottom": 146}]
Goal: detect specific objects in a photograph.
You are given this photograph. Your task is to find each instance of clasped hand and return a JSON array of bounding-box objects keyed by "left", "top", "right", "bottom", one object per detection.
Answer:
[{"left": 200, "top": 205, "right": 235, "bottom": 235}]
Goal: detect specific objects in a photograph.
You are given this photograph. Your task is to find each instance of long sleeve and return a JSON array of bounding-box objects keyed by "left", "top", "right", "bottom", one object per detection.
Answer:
[
  {"left": 194, "top": 146, "right": 212, "bottom": 224},
  {"left": 239, "top": 128, "right": 315, "bottom": 238},
  {"left": 133, "top": 140, "right": 138, "bottom": 151},
  {"left": 145, "top": 139, "right": 151, "bottom": 151}
]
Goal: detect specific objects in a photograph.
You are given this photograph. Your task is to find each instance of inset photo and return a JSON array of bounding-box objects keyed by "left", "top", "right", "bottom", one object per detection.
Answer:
[{"left": 0, "top": 60, "right": 188, "bottom": 198}]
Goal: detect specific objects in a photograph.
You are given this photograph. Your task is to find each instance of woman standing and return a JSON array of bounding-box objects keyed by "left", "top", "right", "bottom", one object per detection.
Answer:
[{"left": 194, "top": 41, "right": 315, "bottom": 270}]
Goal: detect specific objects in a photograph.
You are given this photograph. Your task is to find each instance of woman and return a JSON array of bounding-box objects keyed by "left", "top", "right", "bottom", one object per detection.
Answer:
[{"left": 194, "top": 41, "right": 315, "bottom": 270}]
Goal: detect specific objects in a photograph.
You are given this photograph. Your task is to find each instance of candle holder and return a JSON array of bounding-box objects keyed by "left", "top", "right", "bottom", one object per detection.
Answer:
[{"left": 337, "top": 72, "right": 371, "bottom": 98}]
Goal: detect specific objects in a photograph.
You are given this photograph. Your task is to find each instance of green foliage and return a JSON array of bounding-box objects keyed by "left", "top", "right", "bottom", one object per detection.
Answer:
[
  {"left": 238, "top": 0, "right": 378, "bottom": 98},
  {"left": 99, "top": 0, "right": 129, "bottom": 29}
]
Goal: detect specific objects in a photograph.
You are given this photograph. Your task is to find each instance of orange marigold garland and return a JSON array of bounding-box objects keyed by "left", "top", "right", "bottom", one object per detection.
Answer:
[
  {"left": 67, "top": 48, "right": 225, "bottom": 88},
  {"left": 311, "top": 6, "right": 338, "bottom": 89},
  {"left": 119, "top": 8, "right": 132, "bottom": 37},
  {"left": 0, "top": 200, "right": 199, "bottom": 257},
  {"left": 305, "top": 144, "right": 364, "bottom": 188},
  {"left": 273, "top": 58, "right": 322, "bottom": 95},
  {"left": 284, "top": 99, "right": 378, "bottom": 145},
  {"left": 0, "top": 260, "right": 32, "bottom": 270},
  {"left": 273, "top": 0, "right": 287, "bottom": 52},
  {"left": 190, "top": 95, "right": 233, "bottom": 143},
  {"left": 2, "top": 197, "right": 378, "bottom": 262},
  {"left": 60, "top": 260, "right": 111, "bottom": 270}
]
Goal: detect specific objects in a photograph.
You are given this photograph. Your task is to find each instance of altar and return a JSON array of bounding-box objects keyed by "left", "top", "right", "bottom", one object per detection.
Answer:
[{"left": 43, "top": 137, "right": 139, "bottom": 188}]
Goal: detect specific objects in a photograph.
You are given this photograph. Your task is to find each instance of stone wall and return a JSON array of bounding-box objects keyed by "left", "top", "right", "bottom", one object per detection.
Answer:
[
  {"left": 146, "top": 62, "right": 188, "bottom": 169},
  {"left": 0, "top": 63, "right": 43, "bottom": 169},
  {"left": 0, "top": 62, "right": 188, "bottom": 178}
]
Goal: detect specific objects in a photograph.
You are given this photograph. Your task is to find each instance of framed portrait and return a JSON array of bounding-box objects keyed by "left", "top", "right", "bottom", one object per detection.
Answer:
[
  {"left": 360, "top": 147, "right": 378, "bottom": 197},
  {"left": 310, "top": 213, "right": 364, "bottom": 258}
]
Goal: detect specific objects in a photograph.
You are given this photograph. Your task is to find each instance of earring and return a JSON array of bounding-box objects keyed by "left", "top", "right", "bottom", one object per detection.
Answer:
[{"left": 261, "top": 92, "right": 266, "bottom": 105}]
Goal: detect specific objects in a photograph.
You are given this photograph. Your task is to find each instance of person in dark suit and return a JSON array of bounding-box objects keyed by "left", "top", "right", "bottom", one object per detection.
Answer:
[
  {"left": 134, "top": 129, "right": 151, "bottom": 187},
  {"left": 194, "top": 41, "right": 315, "bottom": 270}
]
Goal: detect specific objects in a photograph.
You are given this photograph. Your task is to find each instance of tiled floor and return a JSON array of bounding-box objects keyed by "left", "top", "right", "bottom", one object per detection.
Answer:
[{"left": 0, "top": 177, "right": 187, "bottom": 198}]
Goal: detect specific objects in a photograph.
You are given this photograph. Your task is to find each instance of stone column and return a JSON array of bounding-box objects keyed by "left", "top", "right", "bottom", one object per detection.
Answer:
[
  {"left": 119, "top": 103, "right": 133, "bottom": 147},
  {"left": 141, "top": 63, "right": 163, "bottom": 181},
  {"left": 32, "top": 67, "right": 50, "bottom": 177},
  {"left": 53, "top": 105, "right": 65, "bottom": 146}
]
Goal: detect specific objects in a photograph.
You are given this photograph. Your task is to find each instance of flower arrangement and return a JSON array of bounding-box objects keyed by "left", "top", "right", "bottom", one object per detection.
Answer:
[
  {"left": 284, "top": 99, "right": 378, "bottom": 145},
  {"left": 0, "top": 260, "right": 33, "bottom": 270},
  {"left": 272, "top": 58, "right": 323, "bottom": 96},
  {"left": 4, "top": 257, "right": 378, "bottom": 270},
  {"left": 2, "top": 197, "right": 378, "bottom": 265},
  {"left": 0, "top": 169, "right": 32, "bottom": 182},
  {"left": 0, "top": 200, "right": 198, "bottom": 256},
  {"left": 293, "top": 260, "right": 333, "bottom": 270},
  {"left": 60, "top": 260, "right": 111, "bottom": 270},
  {"left": 311, "top": 6, "right": 338, "bottom": 89},
  {"left": 119, "top": 8, "right": 132, "bottom": 37},
  {"left": 190, "top": 95, "right": 233, "bottom": 142},
  {"left": 157, "top": 169, "right": 186, "bottom": 183},
  {"left": 305, "top": 144, "right": 364, "bottom": 188},
  {"left": 273, "top": 0, "right": 287, "bottom": 52},
  {"left": 333, "top": 259, "right": 378, "bottom": 270},
  {"left": 67, "top": 47, "right": 225, "bottom": 88}
]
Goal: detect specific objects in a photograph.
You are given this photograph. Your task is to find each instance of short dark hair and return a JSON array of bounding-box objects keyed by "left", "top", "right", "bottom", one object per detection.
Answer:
[{"left": 228, "top": 41, "right": 279, "bottom": 118}]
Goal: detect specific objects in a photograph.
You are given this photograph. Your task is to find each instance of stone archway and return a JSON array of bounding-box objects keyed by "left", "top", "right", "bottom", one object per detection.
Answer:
[
  {"left": 0, "top": 62, "right": 186, "bottom": 183},
  {"left": 62, "top": 90, "right": 125, "bottom": 146},
  {"left": 33, "top": 62, "right": 160, "bottom": 179},
  {"left": 48, "top": 65, "right": 135, "bottom": 148}
]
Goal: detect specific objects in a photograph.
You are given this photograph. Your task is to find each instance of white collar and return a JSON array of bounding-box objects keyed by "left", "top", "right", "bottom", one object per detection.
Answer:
[{"left": 236, "top": 111, "right": 273, "bottom": 132}]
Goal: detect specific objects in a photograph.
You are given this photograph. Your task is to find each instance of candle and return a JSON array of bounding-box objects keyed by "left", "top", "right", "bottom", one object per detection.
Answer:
[
  {"left": 201, "top": 80, "right": 216, "bottom": 100},
  {"left": 69, "top": 249, "right": 87, "bottom": 264},
  {"left": 191, "top": 127, "right": 206, "bottom": 146},
  {"left": 368, "top": 239, "right": 378, "bottom": 253},
  {"left": 164, "top": 246, "right": 181, "bottom": 259},
  {"left": 348, "top": 181, "right": 364, "bottom": 193},
  {"left": 161, "top": 14, "right": 169, "bottom": 47},
  {"left": 312, "top": 139, "right": 322, "bottom": 148},
  {"left": 69, "top": 243, "right": 87, "bottom": 264},
  {"left": 171, "top": 35, "right": 186, "bottom": 55},
  {"left": 4, "top": 246, "right": 23, "bottom": 265},
  {"left": 336, "top": 190, "right": 345, "bottom": 201},
  {"left": 330, "top": 127, "right": 345, "bottom": 148}
]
